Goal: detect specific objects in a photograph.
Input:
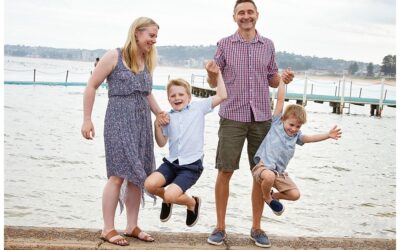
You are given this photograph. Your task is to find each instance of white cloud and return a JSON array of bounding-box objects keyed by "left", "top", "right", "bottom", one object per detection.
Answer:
[{"left": 4, "top": 0, "right": 396, "bottom": 64}]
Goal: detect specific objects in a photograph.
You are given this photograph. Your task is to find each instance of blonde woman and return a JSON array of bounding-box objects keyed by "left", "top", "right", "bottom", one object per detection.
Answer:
[{"left": 81, "top": 17, "right": 168, "bottom": 246}]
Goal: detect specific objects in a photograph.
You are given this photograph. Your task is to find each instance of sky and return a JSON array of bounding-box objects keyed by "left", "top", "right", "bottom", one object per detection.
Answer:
[{"left": 4, "top": 0, "right": 397, "bottom": 64}]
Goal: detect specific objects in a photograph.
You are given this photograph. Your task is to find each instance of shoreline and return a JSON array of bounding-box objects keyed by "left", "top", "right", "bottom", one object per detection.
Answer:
[
  {"left": 301, "top": 74, "right": 396, "bottom": 86},
  {"left": 4, "top": 226, "right": 396, "bottom": 249}
]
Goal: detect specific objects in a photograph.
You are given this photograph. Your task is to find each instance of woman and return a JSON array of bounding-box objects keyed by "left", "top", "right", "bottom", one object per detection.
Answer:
[{"left": 81, "top": 17, "right": 167, "bottom": 246}]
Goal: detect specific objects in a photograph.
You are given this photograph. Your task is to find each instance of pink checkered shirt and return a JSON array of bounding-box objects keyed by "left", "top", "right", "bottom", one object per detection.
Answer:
[{"left": 215, "top": 31, "right": 278, "bottom": 122}]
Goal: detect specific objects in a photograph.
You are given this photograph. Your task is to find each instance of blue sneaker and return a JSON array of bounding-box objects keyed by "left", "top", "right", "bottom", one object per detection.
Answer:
[
  {"left": 250, "top": 228, "right": 271, "bottom": 248},
  {"left": 207, "top": 228, "right": 226, "bottom": 246},
  {"left": 267, "top": 199, "right": 285, "bottom": 216}
]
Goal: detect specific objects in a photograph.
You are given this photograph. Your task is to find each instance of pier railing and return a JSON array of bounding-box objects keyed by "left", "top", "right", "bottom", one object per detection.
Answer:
[
  {"left": 5, "top": 68, "right": 93, "bottom": 83},
  {"left": 3, "top": 67, "right": 396, "bottom": 117},
  {"left": 190, "top": 73, "right": 396, "bottom": 117}
]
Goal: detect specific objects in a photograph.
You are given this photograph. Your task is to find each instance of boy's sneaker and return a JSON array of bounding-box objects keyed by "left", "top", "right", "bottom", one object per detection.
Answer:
[
  {"left": 267, "top": 199, "right": 285, "bottom": 216},
  {"left": 250, "top": 228, "right": 271, "bottom": 248},
  {"left": 160, "top": 202, "right": 173, "bottom": 222},
  {"left": 207, "top": 228, "right": 226, "bottom": 245},
  {"left": 186, "top": 196, "right": 201, "bottom": 227}
]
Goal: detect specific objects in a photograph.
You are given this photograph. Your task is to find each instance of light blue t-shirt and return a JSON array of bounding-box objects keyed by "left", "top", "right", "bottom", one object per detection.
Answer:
[
  {"left": 254, "top": 113, "right": 304, "bottom": 173},
  {"left": 162, "top": 97, "right": 213, "bottom": 165}
]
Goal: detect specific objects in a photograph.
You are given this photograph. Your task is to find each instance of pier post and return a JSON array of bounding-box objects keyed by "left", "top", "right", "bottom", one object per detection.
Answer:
[
  {"left": 370, "top": 104, "right": 378, "bottom": 116},
  {"left": 33, "top": 69, "right": 36, "bottom": 82},
  {"left": 339, "top": 76, "right": 346, "bottom": 114},
  {"left": 270, "top": 87, "right": 276, "bottom": 110},
  {"left": 302, "top": 72, "right": 308, "bottom": 106},
  {"left": 349, "top": 81, "right": 353, "bottom": 98},
  {"left": 65, "top": 70, "right": 69, "bottom": 82},
  {"left": 347, "top": 80, "right": 352, "bottom": 114},
  {"left": 377, "top": 78, "right": 385, "bottom": 117}
]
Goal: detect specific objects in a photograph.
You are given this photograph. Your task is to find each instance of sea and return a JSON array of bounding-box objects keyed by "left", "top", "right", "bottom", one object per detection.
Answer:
[{"left": 4, "top": 56, "right": 396, "bottom": 239}]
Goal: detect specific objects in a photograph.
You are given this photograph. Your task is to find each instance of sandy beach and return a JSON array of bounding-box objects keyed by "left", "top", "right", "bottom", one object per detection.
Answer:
[{"left": 4, "top": 226, "right": 396, "bottom": 250}]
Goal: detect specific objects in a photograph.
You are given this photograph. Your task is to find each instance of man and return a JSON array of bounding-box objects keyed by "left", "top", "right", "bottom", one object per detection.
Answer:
[{"left": 206, "top": 0, "right": 294, "bottom": 248}]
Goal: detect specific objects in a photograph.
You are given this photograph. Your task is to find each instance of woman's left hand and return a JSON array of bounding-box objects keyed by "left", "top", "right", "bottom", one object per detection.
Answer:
[{"left": 157, "top": 111, "right": 170, "bottom": 126}]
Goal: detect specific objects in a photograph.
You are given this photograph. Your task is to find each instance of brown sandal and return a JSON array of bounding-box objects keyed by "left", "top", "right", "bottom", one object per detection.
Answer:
[
  {"left": 100, "top": 229, "right": 129, "bottom": 246},
  {"left": 124, "top": 226, "right": 154, "bottom": 242}
]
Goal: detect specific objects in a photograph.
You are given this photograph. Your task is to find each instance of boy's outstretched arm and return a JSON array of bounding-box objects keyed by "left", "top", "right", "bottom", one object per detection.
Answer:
[
  {"left": 206, "top": 61, "right": 228, "bottom": 108},
  {"left": 273, "top": 68, "right": 293, "bottom": 116},
  {"left": 154, "top": 113, "right": 168, "bottom": 147},
  {"left": 273, "top": 79, "right": 286, "bottom": 116},
  {"left": 302, "top": 125, "right": 342, "bottom": 143}
]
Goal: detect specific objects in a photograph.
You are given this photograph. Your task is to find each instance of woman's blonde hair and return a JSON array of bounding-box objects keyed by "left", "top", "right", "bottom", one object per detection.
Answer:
[
  {"left": 166, "top": 78, "right": 192, "bottom": 96},
  {"left": 282, "top": 104, "right": 307, "bottom": 124},
  {"left": 122, "top": 17, "right": 159, "bottom": 74}
]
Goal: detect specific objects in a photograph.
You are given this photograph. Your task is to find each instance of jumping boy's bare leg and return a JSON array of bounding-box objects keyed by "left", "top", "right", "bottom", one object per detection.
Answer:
[
  {"left": 145, "top": 173, "right": 197, "bottom": 210},
  {"left": 260, "top": 170, "right": 276, "bottom": 203},
  {"left": 273, "top": 189, "right": 301, "bottom": 201},
  {"left": 164, "top": 184, "right": 196, "bottom": 210},
  {"left": 144, "top": 172, "right": 166, "bottom": 199}
]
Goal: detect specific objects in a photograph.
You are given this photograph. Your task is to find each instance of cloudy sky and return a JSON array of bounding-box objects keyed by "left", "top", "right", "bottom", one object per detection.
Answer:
[{"left": 4, "top": 0, "right": 396, "bottom": 64}]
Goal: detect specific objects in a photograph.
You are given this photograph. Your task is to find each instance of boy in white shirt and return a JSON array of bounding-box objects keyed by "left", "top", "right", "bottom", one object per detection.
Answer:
[{"left": 145, "top": 61, "right": 227, "bottom": 227}]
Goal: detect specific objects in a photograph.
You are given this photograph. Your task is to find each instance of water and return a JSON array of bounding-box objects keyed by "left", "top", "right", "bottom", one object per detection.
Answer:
[
  {"left": 4, "top": 56, "right": 396, "bottom": 239},
  {"left": 4, "top": 56, "right": 206, "bottom": 86},
  {"left": 4, "top": 56, "right": 396, "bottom": 101}
]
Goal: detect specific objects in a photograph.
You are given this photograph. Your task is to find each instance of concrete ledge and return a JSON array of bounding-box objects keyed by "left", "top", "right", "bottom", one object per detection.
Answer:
[{"left": 4, "top": 226, "right": 395, "bottom": 249}]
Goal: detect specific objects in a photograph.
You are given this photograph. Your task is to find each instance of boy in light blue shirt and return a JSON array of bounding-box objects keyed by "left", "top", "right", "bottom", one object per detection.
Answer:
[
  {"left": 144, "top": 61, "right": 227, "bottom": 227},
  {"left": 252, "top": 79, "right": 342, "bottom": 216}
]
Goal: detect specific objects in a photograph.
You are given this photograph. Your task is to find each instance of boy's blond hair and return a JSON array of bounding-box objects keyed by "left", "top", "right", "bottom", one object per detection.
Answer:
[
  {"left": 282, "top": 104, "right": 307, "bottom": 124},
  {"left": 166, "top": 78, "right": 192, "bottom": 96}
]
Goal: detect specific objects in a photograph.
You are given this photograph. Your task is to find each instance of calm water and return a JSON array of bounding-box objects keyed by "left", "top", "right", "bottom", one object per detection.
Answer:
[{"left": 4, "top": 57, "right": 396, "bottom": 239}]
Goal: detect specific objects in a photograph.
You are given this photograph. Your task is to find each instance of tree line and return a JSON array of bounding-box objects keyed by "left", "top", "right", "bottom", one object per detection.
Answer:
[
  {"left": 347, "top": 54, "right": 395, "bottom": 77},
  {"left": 4, "top": 44, "right": 395, "bottom": 78}
]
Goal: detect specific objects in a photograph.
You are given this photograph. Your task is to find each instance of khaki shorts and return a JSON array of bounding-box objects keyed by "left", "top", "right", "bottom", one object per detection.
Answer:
[
  {"left": 216, "top": 118, "right": 271, "bottom": 172},
  {"left": 252, "top": 163, "right": 298, "bottom": 192}
]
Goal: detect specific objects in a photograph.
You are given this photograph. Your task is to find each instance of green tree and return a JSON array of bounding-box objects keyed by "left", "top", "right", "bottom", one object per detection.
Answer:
[
  {"left": 380, "top": 55, "right": 396, "bottom": 76},
  {"left": 366, "top": 62, "right": 374, "bottom": 77},
  {"left": 348, "top": 62, "right": 359, "bottom": 75}
]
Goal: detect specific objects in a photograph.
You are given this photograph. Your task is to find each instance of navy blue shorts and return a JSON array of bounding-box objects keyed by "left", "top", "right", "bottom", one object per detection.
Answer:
[{"left": 156, "top": 158, "right": 204, "bottom": 193}]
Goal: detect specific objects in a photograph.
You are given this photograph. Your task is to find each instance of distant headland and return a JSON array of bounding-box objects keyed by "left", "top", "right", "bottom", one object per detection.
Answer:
[{"left": 4, "top": 44, "right": 385, "bottom": 78}]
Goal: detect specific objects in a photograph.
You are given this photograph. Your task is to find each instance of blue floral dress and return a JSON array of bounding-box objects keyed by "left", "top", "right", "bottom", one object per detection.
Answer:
[{"left": 104, "top": 48, "right": 155, "bottom": 211}]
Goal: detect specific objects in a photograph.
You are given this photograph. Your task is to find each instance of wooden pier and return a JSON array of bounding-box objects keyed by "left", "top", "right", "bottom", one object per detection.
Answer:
[
  {"left": 4, "top": 76, "right": 396, "bottom": 117},
  {"left": 190, "top": 75, "right": 396, "bottom": 117}
]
